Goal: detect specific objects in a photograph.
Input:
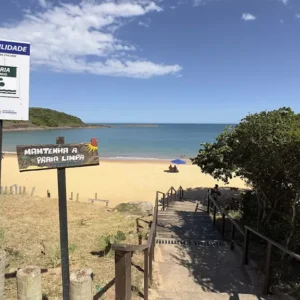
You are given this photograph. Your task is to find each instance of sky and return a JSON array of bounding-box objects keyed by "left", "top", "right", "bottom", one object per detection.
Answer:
[{"left": 0, "top": 0, "right": 300, "bottom": 123}]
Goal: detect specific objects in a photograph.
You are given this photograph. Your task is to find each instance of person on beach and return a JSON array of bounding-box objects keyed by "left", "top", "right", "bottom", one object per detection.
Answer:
[{"left": 212, "top": 184, "right": 221, "bottom": 204}]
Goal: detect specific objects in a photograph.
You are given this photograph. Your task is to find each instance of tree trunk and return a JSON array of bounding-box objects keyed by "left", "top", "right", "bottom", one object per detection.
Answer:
[{"left": 285, "top": 194, "right": 300, "bottom": 251}]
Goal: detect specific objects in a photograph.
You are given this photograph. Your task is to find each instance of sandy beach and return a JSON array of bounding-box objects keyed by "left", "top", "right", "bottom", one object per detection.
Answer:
[{"left": 1, "top": 154, "right": 246, "bottom": 206}]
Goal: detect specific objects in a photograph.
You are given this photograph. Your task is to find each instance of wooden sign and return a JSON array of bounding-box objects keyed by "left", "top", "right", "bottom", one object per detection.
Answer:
[{"left": 16, "top": 138, "right": 99, "bottom": 172}]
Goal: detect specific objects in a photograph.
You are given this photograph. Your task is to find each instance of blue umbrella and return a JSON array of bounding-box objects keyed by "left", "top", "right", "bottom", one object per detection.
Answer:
[{"left": 171, "top": 159, "right": 186, "bottom": 165}]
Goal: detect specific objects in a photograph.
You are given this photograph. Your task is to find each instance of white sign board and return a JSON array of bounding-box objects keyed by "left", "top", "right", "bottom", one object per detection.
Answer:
[{"left": 0, "top": 39, "right": 30, "bottom": 120}]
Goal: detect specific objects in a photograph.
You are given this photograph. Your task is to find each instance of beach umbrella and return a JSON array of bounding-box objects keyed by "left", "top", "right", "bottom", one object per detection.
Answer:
[{"left": 170, "top": 159, "right": 186, "bottom": 165}]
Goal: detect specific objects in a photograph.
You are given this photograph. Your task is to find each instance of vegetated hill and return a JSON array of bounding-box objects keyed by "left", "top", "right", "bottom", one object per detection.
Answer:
[{"left": 4, "top": 107, "right": 85, "bottom": 129}]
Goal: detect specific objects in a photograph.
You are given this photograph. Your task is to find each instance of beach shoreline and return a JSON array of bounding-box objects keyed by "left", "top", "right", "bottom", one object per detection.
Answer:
[
  {"left": 3, "top": 152, "right": 190, "bottom": 164},
  {"left": 1, "top": 155, "right": 245, "bottom": 206}
]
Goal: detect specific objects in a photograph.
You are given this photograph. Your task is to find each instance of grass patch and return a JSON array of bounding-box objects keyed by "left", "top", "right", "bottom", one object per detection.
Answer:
[{"left": 0, "top": 195, "right": 149, "bottom": 299}]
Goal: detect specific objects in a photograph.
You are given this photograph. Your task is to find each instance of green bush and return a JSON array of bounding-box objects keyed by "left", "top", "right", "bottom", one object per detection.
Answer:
[
  {"left": 192, "top": 107, "right": 300, "bottom": 252},
  {"left": 97, "top": 231, "right": 127, "bottom": 255}
]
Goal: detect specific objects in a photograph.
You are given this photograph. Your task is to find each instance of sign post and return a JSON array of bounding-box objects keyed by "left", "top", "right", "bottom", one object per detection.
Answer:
[
  {"left": 0, "top": 39, "right": 30, "bottom": 189},
  {"left": 16, "top": 137, "right": 100, "bottom": 299},
  {"left": 56, "top": 137, "right": 70, "bottom": 299}
]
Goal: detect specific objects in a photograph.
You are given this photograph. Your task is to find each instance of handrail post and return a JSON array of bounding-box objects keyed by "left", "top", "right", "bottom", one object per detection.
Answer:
[
  {"left": 221, "top": 213, "right": 225, "bottom": 239},
  {"left": 242, "top": 228, "right": 250, "bottom": 265},
  {"left": 207, "top": 193, "right": 210, "bottom": 213},
  {"left": 213, "top": 205, "right": 217, "bottom": 227},
  {"left": 230, "top": 223, "right": 235, "bottom": 250},
  {"left": 162, "top": 195, "right": 165, "bottom": 211},
  {"left": 144, "top": 248, "right": 149, "bottom": 300},
  {"left": 263, "top": 242, "right": 272, "bottom": 295},
  {"left": 149, "top": 244, "right": 153, "bottom": 283},
  {"left": 115, "top": 250, "right": 132, "bottom": 300},
  {"left": 167, "top": 193, "right": 169, "bottom": 208}
]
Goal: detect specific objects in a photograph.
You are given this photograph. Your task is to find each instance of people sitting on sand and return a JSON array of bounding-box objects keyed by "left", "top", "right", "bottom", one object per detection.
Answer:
[
  {"left": 173, "top": 165, "right": 178, "bottom": 172},
  {"left": 169, "top": 164, "right": 173, "bottom": 171}
]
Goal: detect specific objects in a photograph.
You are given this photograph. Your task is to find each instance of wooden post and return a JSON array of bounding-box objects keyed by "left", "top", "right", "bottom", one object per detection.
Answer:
[
  {"left": 23, "top": 187, "right": 26, "bottom": 195},
  {"left": 115, "top": 250, "right": 131, "bottom": 300},
  {"left": 149, "top": 242, "right": 154, "bottom": 282},
  {"left": 167, "top": 193, "right": 169, "bottom": 207},
  {"left": 70, "top": 192, "right": 73, "bottom": 200},
  {"left": 0, "top": 186, "right": 2, "bottom": 195},
  {"left": 0, "top": 120, "right": 3, "bottom": 191},
  {"left": 56, "top": 137, "right": 70, "bottom": 300},
  {"left": 162, "top": 195, "right": 165, "bottom": 211},
  {"left": 144, "top": 249, "right": 149, "bottom": 300},
  {"left": 31, "top": 187, "right": 35, "bottom": 196},
  {"left": 15, "top": 185, "right": 18, "bottom": 194},
  {"left": 263, "top": 242, "right": 272, "bottom": 295},
  {"left": 243, "top": 228, "right": 250, "bottom": 265},
  {"left": 9, "top": 186, "right": 13, "bottom": 194},
  {"left": 70, "top": 268, "right": 93, "bottom": 300},
  {"left": 221, "top": 213, "right": 225, "bottom": 239},
  {"left": 213, "top": 206, "right": 217, "bottom": 227},
  {"left": 0, "top": 251, "right": 5, "bottom": 300},
  {"left": 230, "top": 223, "right": 235, "bottom": 250},
  {"left": 47, "top": 190, "right": 51, "bottom": 198},
  {"left": 207, "top": 193, "right": 210, "bottom": 213},
  {"left": 17, "top": 266, "right": 42, "bottom": 300},
  {"left": 4, "top": 186, "right": 7, "bottom": 195},
  {"left": 76, "top": 193, "right": 79, "bottom": 202},
  {"left": 19, "top": 186, "right": 22, "bottom": 195},
  {"left": 95, "top": 193, "right": 97, "bottom": 200}
]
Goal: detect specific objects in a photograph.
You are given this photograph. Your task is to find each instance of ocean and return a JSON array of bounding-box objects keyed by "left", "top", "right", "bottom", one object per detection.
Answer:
[{"left": 3, "top": 124, "right": 232, "bottom": 160}]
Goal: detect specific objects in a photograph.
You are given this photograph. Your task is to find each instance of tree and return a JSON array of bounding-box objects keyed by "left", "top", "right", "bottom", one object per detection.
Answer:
[{"left": 191, "top": 107, "right": 300, "bottom": 251}]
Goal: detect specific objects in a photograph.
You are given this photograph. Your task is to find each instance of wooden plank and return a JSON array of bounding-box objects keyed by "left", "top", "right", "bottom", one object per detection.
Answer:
[
  {"left": 263, "top": 242, "right": 272, "bottom": 295},
  {"left": 88, "top": 199, "right": 109, "bottom": 205},
  {"left": 144, "top": 249, "right": 149, "bottom": 300},
  {"left": 16, "top": 138, "right": 99, "bottom": 172},
  {"left": 115, "top": 250, "right": 132, "bottom": 300}
]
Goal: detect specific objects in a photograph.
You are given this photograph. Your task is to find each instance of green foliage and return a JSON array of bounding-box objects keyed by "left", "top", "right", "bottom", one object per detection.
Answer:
[
  {"left": 69, "top": 244, "right": 77, "bottom": 255},
  {"left": 97, "top": 231, "right": 127, "bottom": 255},
  {"left": 29, "top": 107, "right": 84, "bottom": 127},
  {"left": 4, "top": 107, "right": 85, "bottom": 128},
  {"left": 191, "top": 107, "right": 300, "bottom": 252}
]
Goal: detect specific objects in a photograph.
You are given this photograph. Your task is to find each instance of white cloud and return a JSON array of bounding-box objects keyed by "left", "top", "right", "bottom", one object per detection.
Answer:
[
  {"left": 0, "top": 1, "right": 181, "bottom": 78},
  {"left": 38, "top": 0, "right": 49, "bottom": 8},
  {"left": 138, "top": 21, "right": 150, "bottom": 27},
  {"left": 241, "top": 13, "right": 257, "bottom": 21},
  {"left": 280, "top": 0, "right": 288, "bottom": 5},
  {"left": 193, "top": 0, "right": 205, "bottom": 6},
  {"left": 296, "top": 14, "right": 300, "bottom": 19}
]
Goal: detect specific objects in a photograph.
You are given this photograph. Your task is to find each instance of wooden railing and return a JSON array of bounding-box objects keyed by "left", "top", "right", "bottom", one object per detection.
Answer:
[
  {"left": 243, "top": 226, "right": 300, "bottom": 294},
  {"left": 207, "top": 189, "right": 300, "bottom": 295},
  {"left": 112, "top": 186, "right": 181, "bottom": 300},
  {"left": 207, "top": 190, "right": 244, "bottom": 249}
]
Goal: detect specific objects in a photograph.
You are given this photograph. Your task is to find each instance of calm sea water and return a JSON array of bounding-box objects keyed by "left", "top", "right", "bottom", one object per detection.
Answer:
[{"left": 3, "top": 124, "right": 231, "bottom": 159}]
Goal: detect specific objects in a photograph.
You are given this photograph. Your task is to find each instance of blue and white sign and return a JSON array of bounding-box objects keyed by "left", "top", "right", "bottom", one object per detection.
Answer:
[{"left": 0, "top": 39, "right": 30, "bottom": 120}]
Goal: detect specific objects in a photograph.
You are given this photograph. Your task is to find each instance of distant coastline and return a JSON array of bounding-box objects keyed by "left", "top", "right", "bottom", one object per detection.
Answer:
[
  {"left": 3, "top": 124, "right": 111, "bottom": 132},
  {"left": 4, "top": 124, "right": 159, "bottom": 132}
]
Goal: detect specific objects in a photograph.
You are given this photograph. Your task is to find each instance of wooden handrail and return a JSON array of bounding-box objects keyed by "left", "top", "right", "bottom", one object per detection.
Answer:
[
  {"left": 207, "top": 191, "right": 244, "bottom": 236},
  {"left": 112, "top": 187, "right": 172, "bottom": 300},
  {"left": 245, "top": 226, "right": 300, "bottom": 262},
  {"left": 207, "top": 188, "right": 300, "bottom": 295}
]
